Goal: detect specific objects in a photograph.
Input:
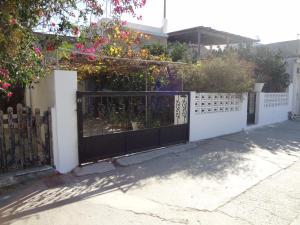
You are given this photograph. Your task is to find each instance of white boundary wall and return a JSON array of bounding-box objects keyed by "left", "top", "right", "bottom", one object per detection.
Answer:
[
  {"left": 25, "top": 70, "right": 79, "bottom": 173},
  {"left": 254, "top": 85, "right": 293, "bottom": 127},
  {"left": 24, "top": 72, "right": 294, "bottom": 172},
  {"left": 189, "top": 92, "right": 248, "bottom": 142}
]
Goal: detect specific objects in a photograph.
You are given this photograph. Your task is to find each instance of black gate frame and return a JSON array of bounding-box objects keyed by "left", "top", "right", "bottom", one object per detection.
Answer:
[{"left": 77, "top": 91, "right": 191, "bottom": 164}]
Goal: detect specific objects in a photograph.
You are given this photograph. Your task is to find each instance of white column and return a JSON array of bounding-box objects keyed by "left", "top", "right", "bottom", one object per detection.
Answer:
[
  {"left": 189, "top": 91, "right": 196, "bottom": 142},
  {"left": 288, "top": 83, "right": 294, "bottom": 112},
  {"left": 52, "top": 70, "right": 78, "bottom": 173},
  {"left": 255, "top": 92, "right": 263, "bottom": 125},
  {"left": 241, "top": 93, "right": 248, "bottom": 128}
]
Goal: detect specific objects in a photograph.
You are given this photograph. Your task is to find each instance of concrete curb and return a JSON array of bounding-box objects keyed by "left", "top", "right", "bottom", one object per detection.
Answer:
[
  {"left": 0, "top": 166, "right": 56, "bottom": 188},
  {"left": 73, "top": 162, "right": 115, "bottom": 176},
  {"left": 116, "top": 142, "right": 198, "bottom": 166}
]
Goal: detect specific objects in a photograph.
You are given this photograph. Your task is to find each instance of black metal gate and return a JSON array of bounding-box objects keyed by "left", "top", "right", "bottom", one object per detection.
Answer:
[
  {"left": 77, "top": 91, "right": 190, "bottom": 164},
  {"left": 247, "top": 92, "right": 256, "bottom": 125}
]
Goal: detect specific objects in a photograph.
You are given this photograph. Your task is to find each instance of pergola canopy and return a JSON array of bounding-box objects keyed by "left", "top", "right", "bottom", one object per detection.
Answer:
[{"left": 168, "top": 26, "right": 258, "bottom": 46}]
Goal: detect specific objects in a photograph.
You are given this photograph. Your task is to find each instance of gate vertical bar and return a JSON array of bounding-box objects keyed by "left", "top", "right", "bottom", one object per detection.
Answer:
[
  {"left": 188, "top": 92, "right": 191, "bottom": 142},
  {"left": 76, "top": 92, "right": 84, "bottom": 165}
]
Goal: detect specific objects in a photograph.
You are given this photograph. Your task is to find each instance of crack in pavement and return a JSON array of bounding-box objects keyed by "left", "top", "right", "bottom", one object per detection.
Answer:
[
  {"left": 142, "top": 197, "right": 213, "bottom": 214},
  {"left": 101, "top": 203, "right": 189, "bottom": 224},
  {"left": 216, "top": 210, "right": 256, "bottom": 225}
]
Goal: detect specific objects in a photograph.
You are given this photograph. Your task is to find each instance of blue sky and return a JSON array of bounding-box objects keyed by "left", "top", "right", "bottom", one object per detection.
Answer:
[{"left": 122, "top": 0, "right": 300, "bottom": 44}]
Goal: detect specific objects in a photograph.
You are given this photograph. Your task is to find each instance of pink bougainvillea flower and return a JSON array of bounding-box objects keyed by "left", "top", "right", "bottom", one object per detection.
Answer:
[
  {"left": 87, "top": 55, "right": 97, "bottom": 61},
  {"left": 112, "top": 0, "right": 120, "bottom": 5},
  {"left": 113, "top": 6, "right": 123, "bottom": 14},
  {"left": 46, "top": 42, "right": 55, "bottom": 52},
  {"left": 51, "top": 22, "right": 56, "bottom": 27},
  {"left": 9, "top": 18, "right": 17, "bottom": 25},
  {"left": 83, "top": 47, "right": 96, "bottom": 54},
  {"left": 85, "top": 0, "right": 99, "bottom": 10},
  {"left": 70, "top": 52, "right": 77, "bottom": 60},
  {"left": 121, "top": 20, "right": 128, "bottom": 26},
  {"left": 34, "top": 47, "right": 42, "bottom": 57},
  {"left": 82, "top": 47, "right": 96, "bottom": 61},
  {"left": 7, "top": 92, "right": 13, "bottom": 98},
  {"left": 93, "top": 37, "right": 108, "bottom": 48},
  {"left": 75, "top": 43, "right": 85, "bottom": 50},
  {"left": 2, "top": 82, "right": 11, "bottom": 90},
  {"left": 120, "top": 31, "right": 129, "bottom": 39},
  {"left": 0, "top": 68, "right": 9, "bottom": 79}
]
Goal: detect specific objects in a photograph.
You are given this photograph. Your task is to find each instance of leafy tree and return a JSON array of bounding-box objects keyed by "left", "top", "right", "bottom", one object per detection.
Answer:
[
  {"left": 0, "top": 0, "right": 146, "bottom": 99},
  {"left": 177, "top": 53, "right": 255, "bottom": 93},
  {"left": 168, "top": 41, "right": 189, "bottom": 62},
  {"left": 250, "top": 47, "right": 290, "bottom": 92},
  {"left": 210, "top": 46, "right": 290, "bottom": 92}
]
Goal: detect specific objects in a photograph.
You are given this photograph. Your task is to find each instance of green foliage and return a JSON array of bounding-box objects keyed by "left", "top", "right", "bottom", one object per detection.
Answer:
[
  {"left": 224, "top": 46, "right": 290, "bottom": 92},
  {"left": 142, "top": 43, "right": 168, "bottom": 56},
  {"left": 177, "top": 53, "right": 255, "bottom": 93},
  {"left": 85, "top": 70, "right": 169, "bottom": 92},
  {"left": 250, "top": 47, "right": 290, "bottom": 92},
  {"left": 0, "top": 0, "right": 146, "bottom": 99},
  {"left": 168, "top": 42, "right": 189, "bottom": 62}
]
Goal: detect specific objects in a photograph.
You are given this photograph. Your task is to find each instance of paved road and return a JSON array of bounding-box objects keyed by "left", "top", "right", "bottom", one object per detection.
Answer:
[{"left": 1, "top": 121, "right": 300, "bottom": 225}]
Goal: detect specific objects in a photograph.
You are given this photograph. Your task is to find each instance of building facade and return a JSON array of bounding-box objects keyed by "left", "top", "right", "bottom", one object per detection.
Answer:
[{"left": 264, "top": 40, "right": 300, "bottom": 115}]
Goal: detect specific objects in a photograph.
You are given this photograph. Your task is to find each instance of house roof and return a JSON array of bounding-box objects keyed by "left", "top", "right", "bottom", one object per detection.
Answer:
[
  {"left": 261, "top": 40, "right": 300, "bottom": 58},
  {"left": 125, "top": 22, "right": 168, "bottom": 38},
  {"left": 168, "top": 26, "right": 258, "bottom": 45}
]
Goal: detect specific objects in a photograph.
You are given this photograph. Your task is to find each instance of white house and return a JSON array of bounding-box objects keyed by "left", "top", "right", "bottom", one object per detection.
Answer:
[{"left": 263, "top": 40, "right": 300, "bottom": 116}]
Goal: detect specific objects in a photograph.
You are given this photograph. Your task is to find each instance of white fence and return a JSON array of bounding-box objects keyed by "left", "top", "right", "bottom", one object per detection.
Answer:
[
  {"left": 189, "top": 92, "right": 248, "bottom": 141},
  {"left": 254, "top": 91, "right": 292, "bottom": 127},
  {"left": 189, "top": 88, "right": 292, "bottom": 142}
]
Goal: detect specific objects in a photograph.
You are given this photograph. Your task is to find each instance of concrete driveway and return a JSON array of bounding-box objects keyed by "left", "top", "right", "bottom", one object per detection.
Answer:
[{"left": 1, "top": 121, "right": 300, "bottom": 225}]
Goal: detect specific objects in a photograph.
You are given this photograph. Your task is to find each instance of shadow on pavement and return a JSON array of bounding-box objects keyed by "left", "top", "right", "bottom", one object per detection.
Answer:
[{"left": 1, "top": 121, "right": 300, "bottom": 225}]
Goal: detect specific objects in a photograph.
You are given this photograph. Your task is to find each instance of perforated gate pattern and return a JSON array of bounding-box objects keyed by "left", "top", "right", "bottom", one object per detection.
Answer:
[
  {"left": 175, "top": 95, "right": 188, "bottom": 124},
  {"left": 194, "top": 93, "right": 242, "bottom": 115}
]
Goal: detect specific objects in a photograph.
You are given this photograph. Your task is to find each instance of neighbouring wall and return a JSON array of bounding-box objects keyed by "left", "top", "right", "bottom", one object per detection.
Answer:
[
  {"left": 25, "top": 74, "right": 55, "bottom": 113},
  {"left": 189, "top": 92, "right": 248, "bottom": 142},
  {"left": 255, "top": 89, "right": 292, "bottom": 127}
]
